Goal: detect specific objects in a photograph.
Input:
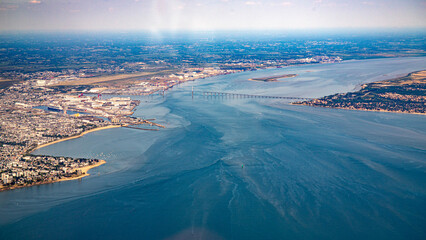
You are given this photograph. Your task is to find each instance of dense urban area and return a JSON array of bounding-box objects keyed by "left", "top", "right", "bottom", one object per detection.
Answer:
[{"left": 0, "top": 77, "right": 163, "bottom": 190}]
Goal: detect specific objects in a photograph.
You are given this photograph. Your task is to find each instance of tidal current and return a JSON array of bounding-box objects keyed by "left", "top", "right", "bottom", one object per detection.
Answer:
[{"left": 1, "top": 57, "right": 425, "bottom": 240}]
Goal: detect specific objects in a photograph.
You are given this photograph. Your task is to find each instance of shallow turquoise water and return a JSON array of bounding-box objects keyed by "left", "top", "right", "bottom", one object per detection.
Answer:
[{"left": 1, "top": 57, "right": 425, "bottom": 240}]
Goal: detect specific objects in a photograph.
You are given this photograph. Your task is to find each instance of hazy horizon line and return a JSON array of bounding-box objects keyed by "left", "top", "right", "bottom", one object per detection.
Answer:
[{"left": 1, "top": 27, "right": 426, "bottom": 34}]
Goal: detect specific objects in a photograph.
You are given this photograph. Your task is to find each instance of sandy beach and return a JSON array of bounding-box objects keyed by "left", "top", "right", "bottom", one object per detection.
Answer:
[
  {"left": 32, "top": 125, "right": 122, "bottom": 151},
  {"left": 55, "top": 160, "right": 106, "bottom": 182},
  {"left": 328, "top": 106, "right": 426, "bottom": 115},
  {"left": 0, "top": 160, "right": 106, "bottom": 192},
  {"left": 1, "top": 125, "right": 119, "bottom": 192},
  {"left": 292, "top": 103, "right": 426, "bottom": 115}
]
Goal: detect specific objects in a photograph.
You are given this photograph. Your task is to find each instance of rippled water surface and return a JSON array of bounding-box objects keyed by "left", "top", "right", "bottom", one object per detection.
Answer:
[{"left": 1, "top": 57, "right": 425, "bottom": 240}]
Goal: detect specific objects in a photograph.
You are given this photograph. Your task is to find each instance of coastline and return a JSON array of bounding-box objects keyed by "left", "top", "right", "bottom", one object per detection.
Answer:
[
  {"left": 55, "top": 160, "right": 106, "bottom": 182},
  {"left": 31, "top": 125, "right": 122, "bottom": 152},
  {"left": 292, "top": 103, "right": 426, "bottom": 116},
  {"left": 0, "top": 125, "right": 118, "bottom": 192},
  {"left": 0, "top": 160, "right": 106, "bottom": 192},
  {"left": 292, "top": 69, "right": 426, "bottom": 115}
]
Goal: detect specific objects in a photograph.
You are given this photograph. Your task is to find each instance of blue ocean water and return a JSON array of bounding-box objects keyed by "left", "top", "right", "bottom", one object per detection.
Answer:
[{"left": 1, "top": 57, "right": 425, "bottom": 240}]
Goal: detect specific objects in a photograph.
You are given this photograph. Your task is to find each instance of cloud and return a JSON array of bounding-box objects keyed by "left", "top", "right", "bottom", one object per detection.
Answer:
[
  {"left": 245, "top": 1, "right": 261, "bottom": 5},
  {"left": 271, "top": 1, "right": 293, "bottom": 7},
  {"left": 177, "top": 3, "right": 186, "bottom": 10},
  {"left": 0, "top": 4, "right": 18, "bottom": 11},
  {"left": 29, "top": 0, "right": 41, "bottom": 4},
  {"left": 312, "top": 0, "right": 323, "bottom": 11}
]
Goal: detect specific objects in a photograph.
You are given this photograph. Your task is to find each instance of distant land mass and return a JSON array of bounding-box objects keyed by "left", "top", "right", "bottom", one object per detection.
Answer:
[
  {"left": 249, "top": 74, "right": 297, "bottom": 82},
  {"left": 294, "top": 70, "right": 426, "bottom": 114},
  {"left": 0, "top": 78, "right": 13, "bottom": 90}
]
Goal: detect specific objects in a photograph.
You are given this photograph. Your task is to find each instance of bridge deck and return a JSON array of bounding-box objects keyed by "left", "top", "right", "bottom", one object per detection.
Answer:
[{"left": 198, "top": 91, "right": 312, "bottom": 100}]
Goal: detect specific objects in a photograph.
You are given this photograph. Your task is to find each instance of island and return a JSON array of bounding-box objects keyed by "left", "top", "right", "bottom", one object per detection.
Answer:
[
  {"left": 293, "top": 70, "right": 426, "bottom": 114},
  {"left": 249, "top": 74, "right": 298, "bottom": 82}
]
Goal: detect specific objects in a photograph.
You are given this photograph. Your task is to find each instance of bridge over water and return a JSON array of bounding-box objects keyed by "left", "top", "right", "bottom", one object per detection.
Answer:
[{"left": 195, "top": 91, "right": 313, "bottom": 100}]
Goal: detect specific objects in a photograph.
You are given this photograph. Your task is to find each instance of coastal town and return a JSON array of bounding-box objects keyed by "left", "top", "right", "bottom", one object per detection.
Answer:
[
  {"left": 0, "top": 155, "right": 104, "bottom": 191},
  {"left": 294, "top": 70, "right": 426, "bottom": 114},
  {"left": 0, "top": 76, "right": 163, "bottom": 190}
]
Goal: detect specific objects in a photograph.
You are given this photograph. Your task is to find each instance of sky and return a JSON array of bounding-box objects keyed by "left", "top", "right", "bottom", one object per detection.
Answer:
[{"left": 0, "top": 0, "right": 425, "bottom": 31}]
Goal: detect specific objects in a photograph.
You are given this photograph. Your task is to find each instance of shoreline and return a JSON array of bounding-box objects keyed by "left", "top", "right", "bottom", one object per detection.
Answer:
[
  {"left": 55, "top": 160, "right": 106, "bottom": 182},
  {"left": 0, "top": 160, "right": 106, "bottom": 192},
  {"left": 0, "top": 125, "right": 118, "bottom": 192},
  {"left": 292, "top": 103, "right": 426, "bottom": 116},
  {"left": 31, "top": 125, "right": 122, "bottom": 152},
  {"left": 292, "top": 69, "right": 426, "bottom": 116}
]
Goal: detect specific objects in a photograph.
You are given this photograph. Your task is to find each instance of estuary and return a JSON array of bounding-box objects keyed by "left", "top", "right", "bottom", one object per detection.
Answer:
[{"left": 1, "top": 57, "right": 425, "bottom": 240}]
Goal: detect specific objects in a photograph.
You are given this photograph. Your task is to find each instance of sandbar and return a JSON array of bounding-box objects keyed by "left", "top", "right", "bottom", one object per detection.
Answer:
[{"left": 249, "top": 74, "right": 297, "bottom": 82}]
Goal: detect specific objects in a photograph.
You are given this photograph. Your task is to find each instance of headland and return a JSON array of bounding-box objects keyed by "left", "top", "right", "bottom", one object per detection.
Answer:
[
  {"left": 0, "top": 157, "right": 106, "bottom": 192},
  {"left": 55, "top": 160, "right": 106, "bottom": 183},
  {"left": 293, "top": 70, "right": 426, "bottom": 115}
]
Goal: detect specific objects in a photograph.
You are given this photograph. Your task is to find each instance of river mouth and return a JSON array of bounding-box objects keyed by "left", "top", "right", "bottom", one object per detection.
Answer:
[{"left": 1, "top": 57, "right": 426, "bottom": 240}]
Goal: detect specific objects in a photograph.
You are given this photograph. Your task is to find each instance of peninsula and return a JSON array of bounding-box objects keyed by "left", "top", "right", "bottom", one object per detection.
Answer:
[
  {"left": 0, "top": 156, "right": 105, "bottom": 192},
  {"left": 293, "top": 70, "right": 426, "bottom": 114}
]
